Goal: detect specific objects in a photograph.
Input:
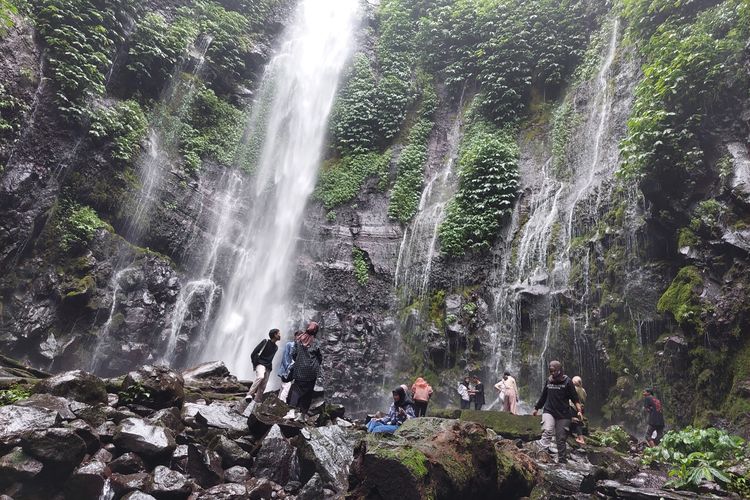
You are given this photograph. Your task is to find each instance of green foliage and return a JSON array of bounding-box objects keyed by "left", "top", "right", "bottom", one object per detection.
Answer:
[
  {"left": 118, "top": 381, "right": 151, "bottom": 405},
  {"left": 0, "top": 82, "right": 27, "bottom": 136},
  {"left": 551, "top": 98, "right": 580, "bottom": 175},
  {"left": 125, "top": 12, "right": 198, "bottom": 97},
  {"left": 439, "top": 122, "right": 520, "bottom": 255},
  {"left": 0, "top": 385, "right": 31, "bottom": 406},
  {"left": 315, "top": 150, "right": 392, "bottom": 209},
  {"left": 55, "top": 199, "right": 109, "bottom": 252},
  {"left": 656, "top": 266, "right": 703, "bottom": 328},
  {"left": 622, "top": 0, "right": 723, "bottom": 40},
  {"left": 352, "top": 247, "right": 369, "bottom": 285},
  {"left": 619, "top": 0, "right": 749, "bottom": 209},
  {"left": 329, "top": 55, "right": 380, "bottom": 154},
  {"left": 0, "top": 0, "right": 17, "bottom": 36},
  {"left": 643, "top": 427, "right": 747, "bottom": 493},
  {"left": 418, "top": 0, "right": 590, "bottom": 123},
  {"left": 88, "top": 100, "right": 147, "bottom": 163},
  {"left": 32, "top": 0, "right": 137, "bottom": 121},
  {"left": 591, "top": 425, "right": 631, "bottom": 452}
]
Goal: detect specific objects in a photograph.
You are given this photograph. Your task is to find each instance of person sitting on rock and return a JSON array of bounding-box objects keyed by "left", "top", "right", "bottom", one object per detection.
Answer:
[
  {"left": 367, "top": 386, "right": 415, "bottom": 434},
  {"left": 458, "top": 376, "right": 471, "bottom": 409},
  {"left": 570, "top": 375, "right": 587, "bottom": 445},
  {"left": 411, "top": 377, "right": 433, "bottom": 417},
  {"left": 245, "top": 328, "right": 281, "bottom": 402},
  {"left": 643, "top": 388, "right": 665, "bottom": 447},
  {"left": 532, "top": 360, "right": 582, "bottom": 464},
  {"left": 278, "top": 330, "right": 303, "bottom": 403}
]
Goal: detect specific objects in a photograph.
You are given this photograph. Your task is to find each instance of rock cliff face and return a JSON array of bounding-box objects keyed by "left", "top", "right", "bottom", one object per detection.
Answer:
[{"left": 0, "top": 0, "right": 749, "bottom": 437}]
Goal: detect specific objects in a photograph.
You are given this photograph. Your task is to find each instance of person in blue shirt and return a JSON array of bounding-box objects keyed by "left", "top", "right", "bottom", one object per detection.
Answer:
[
  {"left": 367, "top": 386, "right": 415, "bottom": 434},
  {"left": 278, "top": 330, "right": 303, "bottom": 402}
]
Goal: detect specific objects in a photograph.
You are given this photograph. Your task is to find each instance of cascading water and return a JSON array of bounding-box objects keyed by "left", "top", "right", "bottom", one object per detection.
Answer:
[
  {"left": 199, "top": 0, "right": 360, "bottom": 379},
  {"left": 488, "top": 20, "right": 622, "bottom": 396}
]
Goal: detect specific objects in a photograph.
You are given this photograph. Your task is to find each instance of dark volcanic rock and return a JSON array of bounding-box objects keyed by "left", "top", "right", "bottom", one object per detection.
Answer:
[
  {"left": 147, "top": 465, "right": 192, "bottom": 499},
  {"left": 65, "top": 459, "right": 109, "bottom": 500},
  {"left": 109, "top": 452, "right": 147, "bottom": 474},
  {"left": 223, "top": 465, "right": 250, "bottom": 483},
  {"left": 147, "top": 407, "right": 185, "bottom": 434},
  {"left": 122, "top": 365, "right": 185, "bottom": 409},
  {"left": 121, "top": 492, "right": 158, "bottom": 500},
  {"left": 111, "top": 472, "right": 150, "bottom": 496},
  {"left": 16, "top": 394, "right": 77, "bottom": 420},
  {"left": 192, "top": 402, "right": 247, "bottom": 435},
  {"left": 0, "top": 447, "right": 43, "bottom": 481},
  {"left": 297, "top": 473, "right": 324, "bottom": 500},
  {"left": 114, "top": 417, "right": 177, "bottom": 458},
  {"left": 65, "top": 418, "right": 101, "bottom": 453},
  {"left": 293, "top": 424, "right": 361, "bottom": 491},
  {"left": 246, "top": 396, "right": 303, "bottom": 437},
  {"left": 193, "top": 483, "right": 247, "bottom": 500},
  {"left": 182, "top": 361, "right": 230, "bottom": 381},
  {"left": 21, "top": 427, "right": 87, "bottom": 465},
  {"left": 186, "top": 444, "right": 223, "bottom": 488},
  {"left": 33, "top": 370, "right": 107, "bottom": 404},
  {"left": 210, "top": 434, "right": 253, "bottom": 468},
  {"left": 0, "top": 404, "right": 61, "bottom": 445},
  {"left": 251, "top": 424, "right": 300, "bottom": 486}
]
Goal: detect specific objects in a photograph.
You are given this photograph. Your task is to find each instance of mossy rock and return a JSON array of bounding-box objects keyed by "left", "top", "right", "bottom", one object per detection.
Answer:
[
  {"left": 426, "top": 408, "right": 461, "bottom": 419},
  {"left": 459, "top": 410, "right": 542, "bottom": 441}
]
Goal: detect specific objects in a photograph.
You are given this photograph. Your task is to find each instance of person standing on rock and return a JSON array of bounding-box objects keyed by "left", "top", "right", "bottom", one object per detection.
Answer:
[
  {"left": 277, "top": 330, "right": 303, "bottom": 403},
  {"left": 245, "top": 328, "right": 281, "bottom": 402},
  {"left": 495, "top": 371, "right": 519, "bottom": 414},
  {"left": 570, "top": 375, "right": 588, "bottom": 445},
  {"left": 411, "top": 377, "right": 433, "bottom": 417},
  {"left": 472, "top": 376, "right": 486, "bottom": 411},
  {"left": 458, "top": 376, "right": 471, "bottom": 409},
  {"left": 643, "top": 388, "right": 665, "bottom": 447},
  {"left": 532, "top": 360, "right": 582, "bottom": 464},
  {"left": 287, "top": 322, "right": 322, "bottom": 418},
  {"left": 367, "top": 386, "right": 415, "bottom": 433}
]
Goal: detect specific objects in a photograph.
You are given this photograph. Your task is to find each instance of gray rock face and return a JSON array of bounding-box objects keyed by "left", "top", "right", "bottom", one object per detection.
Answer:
[
  {"left": 193, "top": 483, "right": 247, "bottom": 500},
  {"left": 111, "top": 472, "right": 150, "bottom": 497},
  {"left": 297, "top": 473, "right": 324, "bottom": 500},
  {"left": 251, "top": 425, "right": 300, "bottom": 486},
  {"left": 147, "top": 465, "right": 192, "bottom": 499},
  {"left": 182, "top": 361, "right": 230, "bottom": 381},
  {"left": 188, "top": 402, "right": 247, "bottom": 436},
  {"left": 109, "top": 452, "right": 146, "bottom": 474},
  {"left": 65, "top": 419, "right": 101, "bottom": 453},
  {"left": 186, "top": 444, "right": 223, "bottom": 488},
  {"left": 223, "top": 465, "right": 250, "bottom": 484},
  {"left": 0, "top": 405, "right": 61, "bottom": 444},
  {"left": 211, "top": 434, "right": 253, "bottom": 468},
  {"left": 65, "top": 459, "right": 109, "bottom": 500},
  {"left": 113, "top": 417, "right": 176, "bottom": 458},
  {"left": 16, "top": 394, "right": 77, "bottom": 420},
  {"left": 33, "top": 370, "right": 108, "bottom": 404},
  {"left": 122, "top": 365, "right": 185, "bottom": 409},
  {"left": 121, "top": 492, "right": 157, "bottom": 500},
  {"left": 21, "top": 427, "right": 87, "bottom": 464},
  {"left": 728, "top": 142, "right": 750, "bottom": 204},
  {"left": 0, "top": 447, "right": 43, "bottom": 481},
  {"left": 294, "top": 425, "right": 360, "bottom": 491}
]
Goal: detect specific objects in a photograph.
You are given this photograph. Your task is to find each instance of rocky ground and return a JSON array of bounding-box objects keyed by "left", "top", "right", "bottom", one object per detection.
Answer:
[{"left": 0, "top": 357, "right": 741, "bottom": 499}]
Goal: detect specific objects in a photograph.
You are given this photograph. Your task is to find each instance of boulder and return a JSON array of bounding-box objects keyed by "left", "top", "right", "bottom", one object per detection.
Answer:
[
  {"left": 111, "top": 472, "right": 150, "bottom": 497},
  {"left": 251, "top": 424, "right": 300, "bottom": 486},
  {"left": 16, "top": 394, "right": 77, "bottom": 420},
  {"left": 109, "top": 452, "right": 147, "bottom": 474},
  {"left": 297, "top": 473, "right": 324, "bottom": 500},
  {"left": 186, "top": 444, "right": 223, "bottom": 488},
  {"left": 182, "top": 361, "right": 230, "bottom": 381},
  {"left": 293, "top": 425, "right": 362, "bottom": 490},
  {"left": 113, "top": 417, "right": 176, "bottom": 458},
  {"left": 65, "top": 459, "right": 109, "bottom": 500},
  {"left": 596, "top": 479, "right": 707, "bottom": 499},
  {"left": 65, "top": 419, "right": 101, "bottom": 453},
  {"left": 210, "top": 434, "right": 253, "bottom": 468},
  {"left": 348, "top": 418, "right": 536, "bottom": 500},
  {"left": 121, "top": 365, "right": 185, "bottom": 410},
  {"left": 192, "top": 483, "right": 247, "bottom": 500},
  {"left": 531, "top": 462, "right": 605, "bottom": 497},
  {"left": 147, "top": 465, "right": 192, "bottom": 499},
  {"left": 121, "top": 492, "right": 157, "bottom": 500},
  {"left": 33, "top": 370, "right": 107, "bottom": 404},
  {"left": 0, "top": 447, "right": 43, "bottom": 481},
  {"left": 246, "top": 396, "right": 303, "bottom": 438},
  {"left": 170, "top": 445, "right": 188, "bottom": 474},
  {"left": 223, "top": 465, "right": 250, "bottom": 483},
  {"left": 192, "top": 402, "right": 247, "bottom": 436},
  {"left": 21, "top": 427, "right": 87, "bottom": 465},
  {"left": 246, "top": 478, "right": 277, "bottom": 499},
  {"left": 458, "top": 410, "right": 542, "bottom": 441},
  {"left": 147, "top": 407, "right": 185, "bottom": 434},
  {"left": 0, "top": 405, "right": 61, "bottom": 445}
]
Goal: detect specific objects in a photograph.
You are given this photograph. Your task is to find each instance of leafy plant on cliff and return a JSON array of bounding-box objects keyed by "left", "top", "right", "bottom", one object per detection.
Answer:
[
  {"left": 439, "top": 122, "right": 519, "bottom": 255},
  {"left": 352, "top": 247, "right": 369, "bottom": 285},
  {"left": 0, "top": 385, "right": 31, "bottom": 406},
  {"left": 656, "top": 266, "right": 704, "bottom": 329},
  {"left": 0, "top": 82, "right": 27, "bottom": 136},
  {"left": 0, "top": 0, "right": 17, "bottom": 36},
  {"left": 315, "top": 150, "right": 392, "bottom": 210},
  {"left": 55, "top": 199, "right": 109, "bottom": 252},
  {"left": 329, "top": 55, "right": 380, "bottom": 154},
  {"left": 88, "top": 100, "right": 148, "bottom": 163},
  {"left": 32, "top": 0, "right": 138, "bottom": 121}
]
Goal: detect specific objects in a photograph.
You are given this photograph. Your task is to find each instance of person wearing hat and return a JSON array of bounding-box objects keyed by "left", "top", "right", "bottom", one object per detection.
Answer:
[{"left": 287, "top": 322, "right": 323, "bottom": 417}]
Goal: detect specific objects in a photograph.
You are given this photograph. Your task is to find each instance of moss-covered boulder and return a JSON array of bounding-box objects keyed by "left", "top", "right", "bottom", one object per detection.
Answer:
[
  {"left": 347, "top": 418, "right": 536, "bottom": 499},
  {"left": 33, "top": 370, "right": 107, "bottom": 405},
  {"left": 459, "top": 410, "right": 542, "bottom": 441}
]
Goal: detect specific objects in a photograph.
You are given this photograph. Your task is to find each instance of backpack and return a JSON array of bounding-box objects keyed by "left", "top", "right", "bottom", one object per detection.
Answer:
[
  {"left": 251, "top": 339, "right": 268, "bottom": 367},
  {"left": 292, "top": 341, "right": 320, "bottom": 382}
]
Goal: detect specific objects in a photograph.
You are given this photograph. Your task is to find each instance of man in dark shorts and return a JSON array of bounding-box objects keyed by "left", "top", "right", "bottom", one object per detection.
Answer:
[{"left": 643, "top": 388, "right": 665, "bottom": 446}]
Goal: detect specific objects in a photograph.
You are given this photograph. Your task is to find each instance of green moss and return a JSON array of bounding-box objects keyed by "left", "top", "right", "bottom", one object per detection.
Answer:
[
  {"left": 657, "top": 266, "right": 704, "bottom": 328},
  {"left": 371, "top": 443, "right": 429, "bottom": 479},
  {"left": 352, "top": 247, "right": 369, "bottom": 285},
  {"left": 315, "top": 150, "right": 392, "bottom": 209},
  {"left": 678, "top": 228, "right": 699, "bottom": 248},
  {"left": 723, "top": 343, "right": 750, "bottom": 424},
  {"left": 459, "top": 410, "right": 542, "bottom": 441},
  {"left": 63, "top": 275, "right": 96, "bottom": 299}
]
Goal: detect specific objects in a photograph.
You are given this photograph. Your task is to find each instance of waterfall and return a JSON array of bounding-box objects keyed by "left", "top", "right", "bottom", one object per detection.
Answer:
[
  {"left": 488, "top": 20, "right": 621, "bottom": 395},
  {"left": 198, "top": 0, "right": 361, "bottom": 379}
]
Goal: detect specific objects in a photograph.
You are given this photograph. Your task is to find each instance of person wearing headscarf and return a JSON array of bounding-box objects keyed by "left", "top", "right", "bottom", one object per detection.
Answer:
[
  {"left": 367, "top": 386, "right": 415, "bottom": 434},
  {"left": 495, "top": 371, "right": 519, "bottom": 414},
  {"left": 532, "top": 360, "right": 582, "bottom": 464},
  {"left": 411, "top": 377, "right": 433, "bottom": 417},
  {"left": 287, "top": 322, "right": 322, "bottom": 417},
  {"left": 570, "top": 375, "right": 587, "bottom": 445}
]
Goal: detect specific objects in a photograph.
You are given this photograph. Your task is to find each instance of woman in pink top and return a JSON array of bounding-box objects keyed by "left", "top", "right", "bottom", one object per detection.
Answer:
[
  {"left": 411, "top": 377, "right": 433, "bottom": 417},
  {"left": 495, "top": 371, "right": 519, "bottom": 414}
]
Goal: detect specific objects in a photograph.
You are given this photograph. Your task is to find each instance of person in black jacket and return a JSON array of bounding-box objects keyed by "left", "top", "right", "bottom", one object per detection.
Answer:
[
  {"left": 532, "top": 360, "right": 582, "bottom": 463},
  {"left": 287, "top": 322, "right": 323, "bottom": 418},
  {"left": 472, "top": 376, "right": 486, "bottom": 411},
  {"left": 244, "top": 329, "right": 281, "bottom": 402},
  {"left": 643, "top": 388, "right": 665, "bottom": 446}
]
